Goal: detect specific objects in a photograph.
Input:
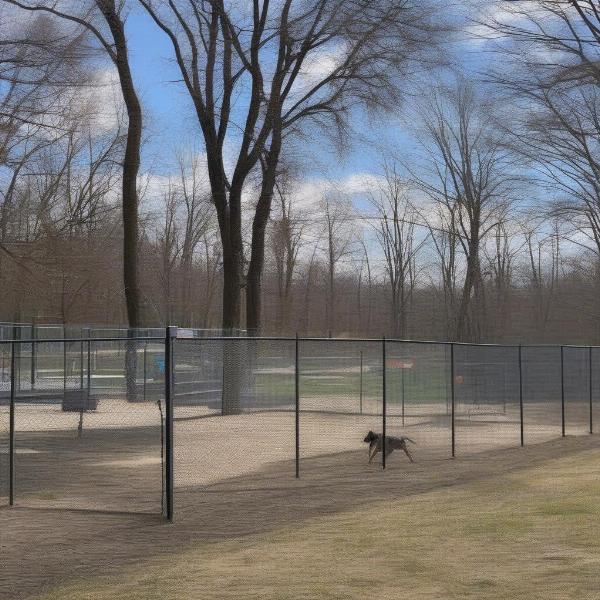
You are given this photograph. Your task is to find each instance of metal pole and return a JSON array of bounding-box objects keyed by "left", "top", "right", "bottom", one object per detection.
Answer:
[
  {"left": 79, "top": 333, "right": 84, "bottom": 391},
  {"left": 221, "top": 340, "right": 226, "bottom": 416},
  {"left": 560, "top": 345, "right": 565, "bottom": 438},
  {"left": 382, "top": 336, "right": 386, "bottom": 470},
  {"left": 9, "top": 340, "right": 15, "bottom": 506},
  {"left": 359, "top": 350, "right": 363, "bottom": 415},
  {"left": 143, "top": 341, "right": 148, "bottom": 404},
  {"left": 13, "top": 325, "right": 20, "bottom": 394},
  {"left": 63, "top": 326, "right": 67, "bottom": 392},
  {"left": 30, "top": 323, "right": 36, "bottom": 390},
  {"left": 86, "top": 328, "right": 91, "bottom": 400},
  {"left": 451, "top": 343, "right": 455, "bottom": 458},
  {"left": 87, "top": 337, "right": 91, "bottom": 403},
  {"left": 164, "top": 326, "right": 176, "bottom": 521},
  {"left": 589, "top": 346, "right": 593, "bottom": 435},
  {"left": 519, "top": 345, "right": 524, "bottom": 447},
  {"left": 295, "top": 334, "right": 300, "bottom": 479},
  {"left": 401, "top": 365, "right": 405, "bottom": 428}
]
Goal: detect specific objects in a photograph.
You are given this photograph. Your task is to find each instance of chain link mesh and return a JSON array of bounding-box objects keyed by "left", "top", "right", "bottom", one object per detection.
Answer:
[
  {"left": 453, "top": 344, "right": 521, "bottom": 454},
  {"left": 299, "top": 339, "right": 382, "bottom": 466},
  {"left": 386, "top": 342, "right": 451, "bottom": 461},
  {"left": 522, "top": 346, "right": 562, "bottom": 444},
  {"left": 2, "top": 335, "right": 598, "bottom": 514},
  {"left": 7, "top": 337, "right": 164, "bottom": 513},
  {"left": 173, "top": 338, "right": 296, "bottom": 503},
  {"left": 563, "top": 347, "right": 591, "bottom": 435}
]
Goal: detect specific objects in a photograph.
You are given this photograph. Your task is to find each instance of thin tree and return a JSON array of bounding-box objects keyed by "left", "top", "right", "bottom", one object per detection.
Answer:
[
  {"left": 6, "top": 0, "right": 145, "bottom": 328},
  {"left": 269, "top": 178, "right": 305, "bottom": 334},
  {"left": 370, "top": 164, "right": 426, "bottom": 338},
  {"left": 322, "top": 196, "right": 354, "bottom": 336},
  {"left": 411, "top": 83, "right": 516, "bottom": 341}
]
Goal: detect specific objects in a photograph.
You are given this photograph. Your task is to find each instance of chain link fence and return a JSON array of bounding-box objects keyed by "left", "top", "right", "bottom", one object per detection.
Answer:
[
  {"left": 1, "top": 330, "right": 597, "bottom": 520},
  {"left": 0, "top": 334, "right": 165, "bottom": 515}
]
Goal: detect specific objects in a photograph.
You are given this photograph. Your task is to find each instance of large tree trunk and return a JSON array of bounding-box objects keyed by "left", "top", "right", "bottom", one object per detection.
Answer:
[
  {"left": 221, "top": 248, "right": 242, "bottom": 332},
  {"left": 246, "top": 134, "right": 281, "bottom": 335},
  {"left": 456, "top": 247, "right": 480, "bottom": 342},
  {"left": 100, "top": 3, "right": 142, "bottom": 402},
  {"left": 101, "top": 3, "right": 142, "bottom": 328}
]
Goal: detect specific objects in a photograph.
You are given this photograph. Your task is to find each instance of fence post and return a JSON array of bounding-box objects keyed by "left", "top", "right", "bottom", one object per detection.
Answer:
[
  {"left": 86, "top": 328, "right": 91, "bottom": 401},
  {"left": 221, "top": 339, "right": 226, "bottom": 416},
  {"left": 295, "top": 334, "right": 300, "bottom": 479},
  {"left": 13, "top": 325, "right": 20, "bottom": 394},
  {"left": 143, "top": 341, "right": 148, "bottom": 404},
  {"left": 79, "top": 328, "right": 84, "bottom": 391},
  {"left": 382, "top": 336, "right": 386, "bottom": 470},
  {"left": 560, "top": 345, "right": 565, "bottom": 438},
  {"left": 589, "top": 346, "right": 593, "bottom": 435},
  {"left": 63, "top": 326, "right": 67, "bottom": 393},
  {"left": 451, "top": 343, "right": 455, "bottom": 458},
  {"left": 519, "top": 345, "right": 524, "bottom": 447},
  {"left": 30, "top": 323, "right": 36, "bottom": 391},
  {"left": 401, "top": 363, "right": 405, "bottom": 428},
  {"left": 9, "top": 340, "right": 15, "bottom": 506},
  {"left": 164, "top": 326, "right": 176, "bottom": 522},
  {"left": 359, "top": 350, "right": 363, "bottom": 415}
]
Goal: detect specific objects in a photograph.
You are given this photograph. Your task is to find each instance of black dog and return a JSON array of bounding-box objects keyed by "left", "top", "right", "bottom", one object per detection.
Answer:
[{"left": 363, "top": 430, "right": 415, "bottom": 463}]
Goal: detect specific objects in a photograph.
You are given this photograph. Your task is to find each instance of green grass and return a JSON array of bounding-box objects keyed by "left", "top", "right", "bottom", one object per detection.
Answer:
[
  {"left": 257, "top": 368, "right": 450, "bottom": 404},
  {"left": 33, "top": 449, "right": 600, "bottom": 600}
]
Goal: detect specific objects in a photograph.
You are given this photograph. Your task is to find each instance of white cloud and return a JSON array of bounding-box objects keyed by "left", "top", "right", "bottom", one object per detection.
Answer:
[
  {"left": 463, "top": 1, "right": 533, "bottom": 45},
  {"left": 77, "top": 67, "right": 124, "bottom": 133}
]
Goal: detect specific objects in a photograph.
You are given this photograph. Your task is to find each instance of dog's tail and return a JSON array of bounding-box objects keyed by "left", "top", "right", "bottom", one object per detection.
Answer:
[{"left": 403, "top": 437, "right": 416, "bottom": 445}]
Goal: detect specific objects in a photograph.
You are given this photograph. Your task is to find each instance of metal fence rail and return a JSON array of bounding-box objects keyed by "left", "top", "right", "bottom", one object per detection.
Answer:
[{"left": 1, "top": 329, "right": 597, "bottom": 522}]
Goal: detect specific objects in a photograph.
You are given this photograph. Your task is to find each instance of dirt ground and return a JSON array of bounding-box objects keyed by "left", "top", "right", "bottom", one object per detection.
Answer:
[
  {"left": 1, "top": 411, "right": 599, "bottom": 600},
  {"left": 1, "top": 398, "right": 590, "bottom": 504}
]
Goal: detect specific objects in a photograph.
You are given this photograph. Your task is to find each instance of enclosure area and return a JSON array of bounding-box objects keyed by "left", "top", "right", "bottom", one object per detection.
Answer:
[{"left": 0, "top": 330, "right": 598, "bottom": 517}]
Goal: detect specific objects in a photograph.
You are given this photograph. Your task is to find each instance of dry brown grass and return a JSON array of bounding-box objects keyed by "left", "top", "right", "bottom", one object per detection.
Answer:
[{"left": 26, "top": 443, "right": 600, "bottom": 600}]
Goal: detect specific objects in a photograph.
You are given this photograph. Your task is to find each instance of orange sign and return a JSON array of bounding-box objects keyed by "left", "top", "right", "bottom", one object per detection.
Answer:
[{"left": 387, "top": 358, "right": 414, "bottom": 369}]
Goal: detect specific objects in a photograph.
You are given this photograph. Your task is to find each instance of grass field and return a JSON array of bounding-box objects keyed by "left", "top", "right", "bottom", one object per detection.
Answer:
[{"left": 2, "top": 435, "right": 599, "bottom": 600}]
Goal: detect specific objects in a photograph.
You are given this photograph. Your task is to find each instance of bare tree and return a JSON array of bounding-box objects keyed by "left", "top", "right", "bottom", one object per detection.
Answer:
[
  {"left": 483, "top": 221, "right": 521, "bottom": 340},
  {"left": 522, "top": 221, "right": 562, "bottom": 341},
  {"left": 485, "top": 0, "right": 600, "bottom": 339},
  {"left": 422, "top": 202, "right": 459, "bottom": 338},
  {"left": 356, "top": 238, "right": 373, "bottom": 336},
  {"left": 199, "top": 230, "right": 221, "bottom": 328},
  {"left": 370, "top": 164, "right": 425, "bottom": 338},
  {"left": 173, "top": 152, "right": 214, "bottom": 326},
  {"left": 322, "top": 196, "right": 354, "bottom": 335},
  {"left": 411, "top": 83, "right": 516, "bottom": 341},
  {"left": 156, "top": 184, "right": 181, "bottom": 323},
  {"left": 269, "top": 178, "right": 305, "bottom": 333},
  {"left": 138, "top": 0, "right": 441, "bottom": 333},
  {"left": 6, "top": 0, "right": 145, "bottom": 328},
  {"left": 485, "top": 1, "right": 600, "bottom": 88},
  {"left": 299, "top": 242, "right": 320, "bottom": 335}
]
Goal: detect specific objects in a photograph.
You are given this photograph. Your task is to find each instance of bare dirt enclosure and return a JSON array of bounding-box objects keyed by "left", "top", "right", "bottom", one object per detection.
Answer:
[{"left": 1, "top": 396, "right": 593, "bottom": 511}]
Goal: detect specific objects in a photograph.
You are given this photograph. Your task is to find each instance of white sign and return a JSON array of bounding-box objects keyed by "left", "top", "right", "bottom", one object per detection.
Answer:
[{"left": 177, "top": 328, "right": 195, "bottom": 339}]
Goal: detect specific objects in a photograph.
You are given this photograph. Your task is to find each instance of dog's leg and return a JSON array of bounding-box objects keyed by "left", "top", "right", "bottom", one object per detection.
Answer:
[
  {"left": 401, "top": 442, "right": 414, "bottom": 463},
  {"left": 369, "top": 447, "right": 379, "bottom": 464}
]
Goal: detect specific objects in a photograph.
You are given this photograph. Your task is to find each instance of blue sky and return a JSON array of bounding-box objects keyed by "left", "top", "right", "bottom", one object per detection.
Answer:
[{"left": 121, "top": 7, "right": 486, "bottom": 183}]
